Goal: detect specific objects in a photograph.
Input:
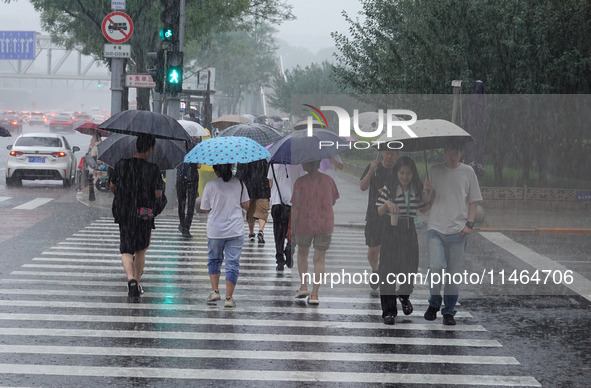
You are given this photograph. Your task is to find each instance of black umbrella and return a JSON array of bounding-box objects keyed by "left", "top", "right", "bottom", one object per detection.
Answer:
[
  {"left": 97, "top": 133, "right": 186, "bottom": 170},
  {"left": 218, "top": 123, "right": 283, "bottom": 147},
  {"left": 0, "top": 125, "right": 12, "bottom": 137},
  {"left": 98, "top": 110, "right": 192, "bottom": 143}
]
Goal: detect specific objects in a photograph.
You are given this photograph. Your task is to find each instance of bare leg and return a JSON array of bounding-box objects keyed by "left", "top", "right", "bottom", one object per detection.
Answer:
[
  {"left": 248, "top": 221, "right": 255, "bottom": 235},
  {"left": 121, "top": 253, "right": 135, "bottom": 280},
  {"left": 258, "top": 218, "right": 266, "bottom": 232},
  {"left": 367, "top": 245, "right": 380, "bottom": 272},
  {"left": 310, "top": 249, "right": 327, "bottom": 299},
  {"left": 209, "top": 273, "right": 220, "bottom": 291},
  {"left": 133, "top": 248, "right": 147, "bottom": 283},
  {"left": 225, "top": 281, "right": 235, "bottom": 298},
  {"left": 297, "top": 245, "right": 310, "bottom": 291}
]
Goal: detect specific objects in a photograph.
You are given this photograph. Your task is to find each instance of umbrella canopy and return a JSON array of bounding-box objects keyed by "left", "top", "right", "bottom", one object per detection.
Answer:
[
  {"left": 373, "top": 119, "right": 474, "bottom": 152},
  {"left": 178, "top": 120, "right": 210, "bottom": 137},
  {"left": 75, "top": 122, "right": 110, "bottom": 137},
  {"left": 0, "top": 125, "right": 12, "bottom": 137},
  {"left": 211, "top": 114, "right": 252, "bottom": 131},
  {"left": 217, "top": 123, "right": 283, "bottom": 147},
  {"left": 292, "top": 119, "right": 323, "bottom": 130},
  {"left": 98, "top": 110, "right": 192, "bottom": 143},
  {"left": 184, "top": 136, "right": 270, "bottom": 165},
  {"left": 97, "top": 133, "right": 186, "bottom": 170},
  {"left": 268, "top": 129, "right": 349, "bottom": 165}
]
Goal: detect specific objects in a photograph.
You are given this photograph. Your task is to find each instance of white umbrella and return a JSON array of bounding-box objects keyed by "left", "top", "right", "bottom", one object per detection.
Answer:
[{"left": 178, "top": 120, "right": 210, "bottom": 137}]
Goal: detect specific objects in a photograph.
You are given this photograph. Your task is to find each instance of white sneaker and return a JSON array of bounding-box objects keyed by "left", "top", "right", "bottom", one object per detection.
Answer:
[
  {"left": 224, "top": 297, "right": 236, "bottom": 308},
  {"left": 206, "top": 290, "right": 221, "bottom": 303}
]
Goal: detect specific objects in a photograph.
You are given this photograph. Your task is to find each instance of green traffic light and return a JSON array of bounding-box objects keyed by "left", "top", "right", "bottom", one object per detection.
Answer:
[
  {"left": 168, "top": 69, "right": 180, "bottom": 84},
  {"left": 159, "top": 28, "right": 174, "bottom": 40}
]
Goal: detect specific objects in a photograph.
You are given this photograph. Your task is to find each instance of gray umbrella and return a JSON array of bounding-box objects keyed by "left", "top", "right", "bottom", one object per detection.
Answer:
[
  {"left": 373, "top": 119, "right": 474, "bottom": 152},
  {"left": 218, "top": 123, "right": 283, "bottom": 147},
  {"left": 97, "top": 133, "right": 186, "bottom": 170},
  {"left": 98, "top": 110, "right": 192, "bottom": 143}
]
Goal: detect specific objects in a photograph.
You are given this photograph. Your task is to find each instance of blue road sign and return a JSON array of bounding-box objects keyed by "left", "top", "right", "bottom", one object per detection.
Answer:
[{"left": 0, "top": 31, "right": 36, "bottom": 60}]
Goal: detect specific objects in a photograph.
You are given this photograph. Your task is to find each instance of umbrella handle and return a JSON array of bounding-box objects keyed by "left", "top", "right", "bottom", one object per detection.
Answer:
[{"left": 423, "top": 150, "right": 429, "bottom": 181}]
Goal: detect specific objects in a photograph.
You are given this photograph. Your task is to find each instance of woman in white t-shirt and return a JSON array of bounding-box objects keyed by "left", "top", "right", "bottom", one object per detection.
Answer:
[{"left": 200, "top": 164, "right": 250, "bottom": 308}]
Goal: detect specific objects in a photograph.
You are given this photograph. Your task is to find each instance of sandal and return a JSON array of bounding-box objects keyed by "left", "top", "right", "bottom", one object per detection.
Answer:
[{"left": 307, "top": 295, "right": 319, "bottom": 305}]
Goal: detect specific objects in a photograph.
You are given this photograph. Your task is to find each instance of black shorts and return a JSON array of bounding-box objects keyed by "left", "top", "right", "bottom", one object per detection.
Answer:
[
  {"left": 119, "top": 221, "right": 152, "bottom": 254},
  {"left": 364, "top": 219, "right": 382, "bottom": 247}
]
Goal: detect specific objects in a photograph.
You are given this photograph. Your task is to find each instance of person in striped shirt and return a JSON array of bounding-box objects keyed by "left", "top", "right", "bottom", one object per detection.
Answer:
[{"left": 376, "top": 156, "right": 430, "bottom": 325}]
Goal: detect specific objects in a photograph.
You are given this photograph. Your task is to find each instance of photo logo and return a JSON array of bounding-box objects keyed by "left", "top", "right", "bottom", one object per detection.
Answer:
[
  {"left": 302, "top": 104, "right": 328, "bottom": 127},
  {"left": 304, "top": 106, "right": 419, "bottom": 150}
]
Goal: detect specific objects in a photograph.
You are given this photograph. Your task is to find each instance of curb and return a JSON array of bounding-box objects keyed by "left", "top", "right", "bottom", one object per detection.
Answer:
[{"left": 477, "top": 227, "right": 591, "bottom": 234}]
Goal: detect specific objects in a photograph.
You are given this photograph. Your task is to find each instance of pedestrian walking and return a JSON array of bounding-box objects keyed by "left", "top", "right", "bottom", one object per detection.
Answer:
[
  {"left": 376, "top": 156, "right": 429, "bottom": 325},
  {"left": 360, "top": 150, "right": 399, "bottom": 288},
  {"left": 236, "top": 159, "right": 271, "bottom": 244},
  {"left": 200, "top": 164, "right": 250, "bottom": 308},
  {"left": 109, "top": 134, "right": 166, "bottom": 298},
  {"left": 176, "top": 141, "right": 200, "bottom": 238},
  {"left": 267, "top": 163, "right": 305, "bottom": 270},
  {"left": 422, "top": 140, "right": 482, "bottom": 325},
  {"left": 292, "top": 160, "right": 340, "bottom": 305}
]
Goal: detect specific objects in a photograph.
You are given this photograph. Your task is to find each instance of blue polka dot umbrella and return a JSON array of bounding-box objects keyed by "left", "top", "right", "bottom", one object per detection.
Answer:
[{"left": 184, "top": 136, "right": 270, "bottom": 165}]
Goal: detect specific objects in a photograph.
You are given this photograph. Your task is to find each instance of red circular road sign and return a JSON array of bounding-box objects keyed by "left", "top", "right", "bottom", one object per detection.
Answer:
[{"left": 101, "top": 12, "right": 134, "bottom": 44}]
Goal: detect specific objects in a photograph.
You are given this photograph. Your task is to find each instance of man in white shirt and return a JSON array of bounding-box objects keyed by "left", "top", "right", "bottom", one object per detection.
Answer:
[{"left": 422, "top": 140, "right": 482, "bottom": 325}]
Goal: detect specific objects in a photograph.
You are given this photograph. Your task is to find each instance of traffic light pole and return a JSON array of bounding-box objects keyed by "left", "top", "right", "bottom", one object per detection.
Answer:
[
  {"left": 166, "top": 0, "right": 185, "bottom": 120},
  {"left": 110, "top": 57, "right": 124, "bottom": 115}
]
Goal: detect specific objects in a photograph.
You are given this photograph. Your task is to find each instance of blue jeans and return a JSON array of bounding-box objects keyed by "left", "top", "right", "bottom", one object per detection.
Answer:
[
  {"left": 207, "top": 235, "right": 243, "bottom": 285},
  {"left": 426, "top": 230, "right": 467, "bottom": 316}
]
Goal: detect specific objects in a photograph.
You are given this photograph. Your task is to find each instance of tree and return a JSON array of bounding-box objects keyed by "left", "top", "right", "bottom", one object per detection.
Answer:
[
  {"left": 8, "top": 0, "right": 292, "bottom": 111},
  {"left": 333, "top": 0, "right": 591, "bottom": 186},
  {"left": 267, "top": 61, "right": 346, "bottom": 114}
]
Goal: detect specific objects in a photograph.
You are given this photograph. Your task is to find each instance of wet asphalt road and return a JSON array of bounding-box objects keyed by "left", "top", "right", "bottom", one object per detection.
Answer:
[{"left": 0, "top": 130, "right": 589, "bottom": 386}]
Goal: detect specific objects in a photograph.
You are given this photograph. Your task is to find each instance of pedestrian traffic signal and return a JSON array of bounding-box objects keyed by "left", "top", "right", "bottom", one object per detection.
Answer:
[
  {"left": 147, "top": 50, "right": 165, "bottom": 93},
  {"left": 165, "top": 51, "right": 183, "bottom": 94},
  {"left": 160, "top": 0, "right": 180, "bottom": 44}
]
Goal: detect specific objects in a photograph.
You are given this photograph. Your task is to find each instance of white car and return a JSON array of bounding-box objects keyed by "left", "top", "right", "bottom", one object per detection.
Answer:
[{"left": 5, "top": 132, "right": 80, "bottom": 187}]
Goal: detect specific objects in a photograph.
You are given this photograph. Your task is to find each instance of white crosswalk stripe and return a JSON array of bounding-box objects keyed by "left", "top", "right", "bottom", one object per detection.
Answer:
[{"left": 0, "top": 216, "right": 541, "bottom": 386}]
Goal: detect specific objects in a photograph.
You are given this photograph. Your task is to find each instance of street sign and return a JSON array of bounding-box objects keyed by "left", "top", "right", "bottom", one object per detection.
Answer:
[
  {"left": 0, "top": 31, "right": 36, "bottom": 60},
  {"left": 125, "top": 73, "right": 156, "bottom": 88},
  {"left": 103, "top": 44, "right": 131, "bottom": 58},
  {"left": 197, "top": 68, "right": 215, "bottom": 91},
  {"left": 101, "top": 12, "right": 133, "bottom": 44},
  {"left": 111, "top": 0, "right": 126, "bottom": 10}
]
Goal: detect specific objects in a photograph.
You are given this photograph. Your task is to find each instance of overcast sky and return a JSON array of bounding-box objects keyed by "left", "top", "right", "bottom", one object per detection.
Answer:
[{"left": 0, "top": 0, "right": 365, "bottom": 53}]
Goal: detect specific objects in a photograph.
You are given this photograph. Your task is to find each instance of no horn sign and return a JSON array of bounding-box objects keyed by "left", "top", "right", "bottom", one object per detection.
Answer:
[{"left": 102, "top": 12, "right": 134, "bottom": 44}]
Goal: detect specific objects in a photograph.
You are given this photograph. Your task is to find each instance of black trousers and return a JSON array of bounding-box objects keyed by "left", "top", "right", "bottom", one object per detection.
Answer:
[
  {"left": 271, "top": 204, "right": 290, "bottom": 264},
  {"left": 176, "top": 180, "right": 198, "bottom": 230}
]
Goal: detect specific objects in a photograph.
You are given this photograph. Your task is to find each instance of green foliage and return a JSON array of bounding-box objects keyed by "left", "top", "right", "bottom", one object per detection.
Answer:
[
  {"left": 267, "top": 61, "right": 347, "bottom": 113},
  {"left": 332, "top": 0, "right": 591, "bottom": 188}
]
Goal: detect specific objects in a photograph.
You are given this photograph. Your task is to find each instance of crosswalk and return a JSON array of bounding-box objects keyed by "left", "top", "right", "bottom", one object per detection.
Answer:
[
  {"left": 0, "top": 196, "right": 54, "bottom": 210},
  {"left": 0, "top": 216, "right": 541, "bottom": 386}
]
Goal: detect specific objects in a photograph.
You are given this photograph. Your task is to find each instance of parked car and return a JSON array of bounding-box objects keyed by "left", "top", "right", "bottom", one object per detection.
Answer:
[
  {"left": 49, "top": 112, "right": 74, "bottom": 132},
  {"left": 5, "top": 132, "right": 80, "bottom": 187},
  {"left": 29, "top": 111, "right": 46, "bottom": 125},
  {"left": 0, "top": 111, "right": 23, "bottom": 135}
]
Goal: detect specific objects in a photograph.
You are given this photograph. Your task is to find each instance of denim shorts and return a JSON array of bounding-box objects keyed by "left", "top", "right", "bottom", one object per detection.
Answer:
[{"left": 207, "top": 235, "right": 244, "bottom": 285}]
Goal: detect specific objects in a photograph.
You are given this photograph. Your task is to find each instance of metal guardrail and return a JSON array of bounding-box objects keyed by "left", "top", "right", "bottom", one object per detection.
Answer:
[{"left": 343, "top": 162, "right": 587, "bottom": 202}]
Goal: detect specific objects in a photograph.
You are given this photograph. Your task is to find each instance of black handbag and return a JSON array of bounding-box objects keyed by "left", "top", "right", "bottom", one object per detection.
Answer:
[{"left": 271, "top": 164, "right": 291, "bottom": 222}]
